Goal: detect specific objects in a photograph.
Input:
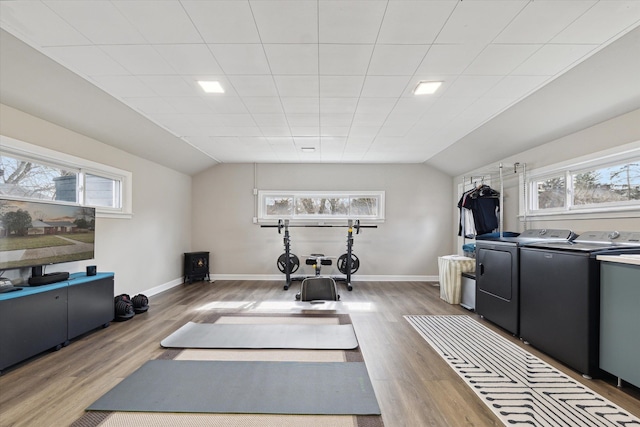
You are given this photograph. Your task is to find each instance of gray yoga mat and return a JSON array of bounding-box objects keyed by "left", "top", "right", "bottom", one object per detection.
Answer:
[
  {"left": 87, "top": 359, "right": 381, "bottom": 415},
  {"left": 160, "top": 322, "right": 359, "bottom": 349}
]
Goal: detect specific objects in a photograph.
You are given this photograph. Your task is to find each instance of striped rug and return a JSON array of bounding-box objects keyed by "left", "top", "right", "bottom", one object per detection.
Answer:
[{"left": 405, "top": 315, "right": 640, "bottom": 427}]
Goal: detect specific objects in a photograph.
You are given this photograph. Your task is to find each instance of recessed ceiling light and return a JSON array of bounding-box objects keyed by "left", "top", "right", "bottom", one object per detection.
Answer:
[
  {"left": 301, "top": 147, "right": 316, "bottom": 153},
  {"left": 198, "top": 80, "right": 224, "bottom": 93},
  {"left": 414, "top": 81, "right": 442, "bottom": 95}
]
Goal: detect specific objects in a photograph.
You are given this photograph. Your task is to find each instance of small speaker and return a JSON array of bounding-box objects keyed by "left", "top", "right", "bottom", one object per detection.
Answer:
[{"left": 86, "top": 265, "right": 97, "bottom": 276}]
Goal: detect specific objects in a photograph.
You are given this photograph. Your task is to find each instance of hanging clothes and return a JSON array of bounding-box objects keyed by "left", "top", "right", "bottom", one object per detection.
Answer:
[{"left": 457, "top": 184, "right": 500, "bottom": 237}]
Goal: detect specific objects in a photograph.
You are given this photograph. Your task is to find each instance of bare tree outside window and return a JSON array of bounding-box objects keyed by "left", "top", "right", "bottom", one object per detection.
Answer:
[
  {"left": 536, "top": 176, "right": 566, "bottom": 209},
  {"left": 0, "top": 156, "right": 75, "bottom": 200},
  {"left": 573, "top": 163, "right": 640, "bottom": 205}
]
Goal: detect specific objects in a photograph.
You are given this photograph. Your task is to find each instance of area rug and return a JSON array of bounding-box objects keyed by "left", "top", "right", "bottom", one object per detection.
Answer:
[
  {"left": 405, "top": 315, "right": 640, "bottom": 427},
  {"left": 72, "top": 313, "right": 383, "bottom": 427},
  {"left": 160, "top": 322, "right": 359, "bottom": 349}
]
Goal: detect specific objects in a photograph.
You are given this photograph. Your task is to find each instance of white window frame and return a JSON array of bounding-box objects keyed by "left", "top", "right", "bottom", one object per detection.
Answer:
[
  {"left": 1, "top": 135, "right": 132, "bottom": 219},
  {"left": 521, "top": 142, "right": 640, "bottom": 219},
  {"left": 257, "top": 190, "right": 385, "bottom": 223}
]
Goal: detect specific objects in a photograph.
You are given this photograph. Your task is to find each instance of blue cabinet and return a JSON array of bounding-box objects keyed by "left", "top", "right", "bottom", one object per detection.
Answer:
[
  {"left": 599, "top": 259, "right": 640, "bottom": 388},
  {"left": 0, "top": 272, "right": 114, "bottom": 372}
]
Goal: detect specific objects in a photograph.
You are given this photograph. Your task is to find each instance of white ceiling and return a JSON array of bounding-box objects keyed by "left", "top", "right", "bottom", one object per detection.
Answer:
[{"left": 1, "top": 1, "right": 639, "bottom": 176}]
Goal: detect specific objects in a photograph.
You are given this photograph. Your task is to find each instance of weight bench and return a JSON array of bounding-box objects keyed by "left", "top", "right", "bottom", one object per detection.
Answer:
[
  {"left": 296, "top": 277, "right": 340, "bottom": 302},
  {"left": 305, "top": 253, "right": 333, "bottom": 276}
]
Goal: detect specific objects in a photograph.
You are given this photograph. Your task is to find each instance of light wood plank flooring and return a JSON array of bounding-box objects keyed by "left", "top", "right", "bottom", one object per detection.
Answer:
[{"left": 0, "top": 280, "right": 638, "bottom": 427}]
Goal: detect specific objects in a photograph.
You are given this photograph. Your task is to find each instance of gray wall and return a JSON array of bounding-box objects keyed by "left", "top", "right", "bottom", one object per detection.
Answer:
[
  {"left": 1, "top": 104, "right": 192, "bottom": 296},
  {"left": 192, "top": 163, "right": 453, "bottom": 280}
]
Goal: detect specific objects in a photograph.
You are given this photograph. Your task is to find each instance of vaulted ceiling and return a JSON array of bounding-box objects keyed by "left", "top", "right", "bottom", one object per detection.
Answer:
[{"left": 1, "top": 1, "right": 639, "bottom": 176}]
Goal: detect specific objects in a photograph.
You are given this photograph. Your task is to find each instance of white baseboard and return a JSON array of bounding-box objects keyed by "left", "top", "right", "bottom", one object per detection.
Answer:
[
  {"left": 143, "top": 274, "right": 439, "bottom": 297},
  {"left": 143, "top": 277, "right": 183, "bottom": 297},
  {"left": 209, "top": 274, "right": 438, "bottom": 282}
]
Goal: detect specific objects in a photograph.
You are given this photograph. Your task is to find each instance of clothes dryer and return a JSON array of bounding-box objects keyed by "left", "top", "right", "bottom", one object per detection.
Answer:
[{"left": 475, "top": 229, "right": 575, "bottom": 336}]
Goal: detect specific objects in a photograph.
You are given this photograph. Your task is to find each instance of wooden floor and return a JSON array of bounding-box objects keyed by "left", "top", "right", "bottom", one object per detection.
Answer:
[{"left": 1, "top": 280, "right": 639, "bottom": 427}]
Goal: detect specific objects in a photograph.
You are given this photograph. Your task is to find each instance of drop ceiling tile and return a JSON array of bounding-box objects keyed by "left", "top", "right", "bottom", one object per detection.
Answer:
[
  {"left": 319, "top": 1, "right": 387, "bottom": 43},
  {"left": 428, "top": 97, "right": 479, "bottom": 117},
  {"left": 213, "top": 114, "right": 257, "bottom": 127},
  {"left": 392, "top": 97, "right": 438, "bottom": 115},
  {"left": 494, "top": 1, "right": 596, "bottom": 44},
  {"left": 435, "top": 1, "right": 528, "bottom": 44},
  {"left": 90, "top": 75, "right": 156, "bottom": 97},
  {"left": 287, "top": 114, "right": 320, "bottom": 127},
  {"left": 355, "top": 98, "right": 397, "bottom": 115},
  {"left": 181, "top": 1, "right": 259, "bottom": 43},
  {"left": 319, "top": 76, "right": 365, "bottom": 98},
  {"left": 261, "top": 127, "right": 292, "bottom": 137},
  {"left": 281, "top": 97, "right": 320, "bottom": 114},
  {"left": 209, "top": 44, "right": 270, "bottom": 75},
  {"left": 251, "top": 1, "right": 318, "bottom": 43},
  {"left": 153, "top": 45, "right": 223, "bottom": 75},
  {"left": 319, "top": 44, "right": 374, "bottom": 75},
  {"left": 113, "top": 1, "right": 202, "bottom": 44},
  {"left": 368, "top": 44, "right": 429, "bottom": 75},
  {"left": 320, "top": 98, "right": 359, "bottom": 115},
  {"left": 483, "top": 75, "right": 549, "bottom": 100},
  {"left": 243, "top": 97, "right": 285, "bottom": 114},
  {"left": 162, "top": 97, "right": 212, "bottom": 114},
  {"left": 320, "top": 127, "right": 350, "bottom": 137},
  {"left": 512, "top": 44, "right": 599, "bottom": 76},
  {"left": 42, "top": 46, "right": 129, "bottom": 76},
  {"left": 202, "top": 97, "right": 249, "bottom": 114},
  {"left": 552, "top": 1, "right": 640, "bottom": 44},
  {"left": 273, "top": 75, "right": 320, "bottom": 97},
  {"left": 320, "top": 114, "right": 353, "bottom": 127},
  {"left": 361, "top": 76, "right": 412, "bottom": 98},
  {"left": 378, "top": 125, "right": 411, "bottom": 137},
  {"left": 348, "top": 128, "right": 380, "bottom": 138},
  {"left": 264, "top": 44, "right": 318, "bottom": 75},
  {"left": 0, "top": 1, "right": 90, "bottom": 46},
  {"left": 441, "top": 75, "right": 502, "bottom": 98},
  {"left": 138, "top": 75, "right": 201, "bottom": 97},
  {"left": 100, "top": 45, "right": 175, "bottom": 75},
  {"left": 416, "top": 44, "right": 485, "bottom": 75},
  {"left": 351, "top": 113, "right": 388, "bottom": 127},
  {"left": 228, "top": 75, "right": 279, "bottom": 97},
  {"left": 252, "top": 114, "right": 289, "bottom": 127},
  {"left": 378, "top": 1, "right": 456, "bottom": 44},
  {"left": 464, "top": 44, "right": 541, "bottom": 75},
  {"left": 385, "top": 109, "right": 422, "bottom": 126},
  {"left": 290, "top": 127, "right": 320, "bottom": 137},
  {"left": 44, "top": 1, "right": 147, "bottom": 45}
]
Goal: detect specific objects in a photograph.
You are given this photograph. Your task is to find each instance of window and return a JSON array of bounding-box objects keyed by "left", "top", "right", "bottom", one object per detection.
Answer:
[
  {"left": 259, "top": 191, "right": 384, "bottom": 222},
  {"left": 0, "top": 136, "right": 132, "bottom": 218},
  {"left": 525, "top": 145, "right": 640, "bottom": 217}
]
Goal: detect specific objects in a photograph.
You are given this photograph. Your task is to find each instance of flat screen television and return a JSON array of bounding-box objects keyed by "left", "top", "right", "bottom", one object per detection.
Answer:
[{"left": 0, "top": 198, "right": 95, "bottom": 277}]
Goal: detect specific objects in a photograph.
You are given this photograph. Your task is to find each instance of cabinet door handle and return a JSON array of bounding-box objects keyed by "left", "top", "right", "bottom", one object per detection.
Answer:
[{"left": 479, "top": 263, "right": 484, "bottom": 275}]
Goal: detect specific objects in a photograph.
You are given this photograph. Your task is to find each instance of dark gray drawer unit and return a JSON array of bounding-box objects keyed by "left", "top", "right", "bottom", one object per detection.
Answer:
[
  {"left": 67, "top": 274, "right": 114, "bottom": 340},
  {"left": 0, "top": 283, "right": 68, "bottom": 372},
  {"left": 0, "top": 272, "right": 115, "bottom": 373}
]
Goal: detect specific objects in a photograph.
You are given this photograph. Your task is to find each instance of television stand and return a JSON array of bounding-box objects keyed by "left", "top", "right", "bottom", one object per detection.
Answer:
[{"left": 28, "top": 272, "right": 70, "bottom": 286}]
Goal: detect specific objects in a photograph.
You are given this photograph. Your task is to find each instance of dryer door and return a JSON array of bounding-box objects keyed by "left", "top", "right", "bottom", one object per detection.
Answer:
[{"left": 476, "top": 246, "right": 515, "bottom": 300}]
